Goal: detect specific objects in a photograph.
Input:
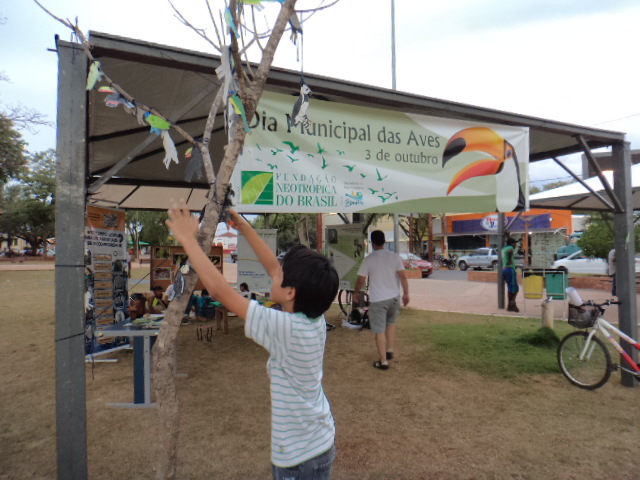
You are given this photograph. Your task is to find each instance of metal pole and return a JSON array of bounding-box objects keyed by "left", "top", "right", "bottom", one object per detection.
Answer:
[
  {"left": 55, "top": 41, "right": 89, "bottom": 479},
  {"left": 391, "top": 0, "right": 397, "bottom": 90},
  {"left": 612, "top": 141, "right": 638, "bottom": 387},
  {"left": 390, "top": 0, "right": 401, "bottom": 252}
]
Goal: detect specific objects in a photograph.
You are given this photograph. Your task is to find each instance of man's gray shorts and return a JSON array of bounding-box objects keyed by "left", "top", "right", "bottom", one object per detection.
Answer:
[{"left": 368, "top": 296, "right": 401, "bottom": 334}]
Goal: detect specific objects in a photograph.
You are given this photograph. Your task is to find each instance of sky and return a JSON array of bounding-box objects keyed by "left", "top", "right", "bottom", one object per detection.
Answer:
[{"left": 2, "top": 0, "right": 640, "bottom": 187}]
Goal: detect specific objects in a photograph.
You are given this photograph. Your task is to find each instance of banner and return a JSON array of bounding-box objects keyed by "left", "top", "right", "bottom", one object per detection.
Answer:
[
  {"left": 325, "top": 224, "right": 366, "bottom": 291},
  {"left": 85, "top": 205, "right": 130, "bottom": 354},
  {"left": 232, "top": 92, "right": 529, "bottom": 213},
  {"left": 232, "top": 91, "right": 529, "bottom": 214}
]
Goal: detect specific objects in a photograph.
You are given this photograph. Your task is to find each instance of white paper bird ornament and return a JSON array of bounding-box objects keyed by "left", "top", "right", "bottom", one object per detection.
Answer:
[
  {"left": 161, "top": 130, "right": 179, "bottom": 169},
  {"left": 291, "top": 82, "right": 312, "bottom": 130}
]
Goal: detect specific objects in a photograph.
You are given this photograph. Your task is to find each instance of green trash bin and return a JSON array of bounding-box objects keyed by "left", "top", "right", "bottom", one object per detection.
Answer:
[{"left": 545, "top": 270, "right": 568, "bottom": 299}]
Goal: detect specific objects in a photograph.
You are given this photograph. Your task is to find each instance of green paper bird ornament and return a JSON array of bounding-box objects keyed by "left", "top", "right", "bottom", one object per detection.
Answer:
[
  {"left": 144, "top": 112, "right": 172, "bottom": 135},
  {"left": 228, "top": 91, "right": 251, "bottom": 133},
  {"left": 86, "top": 61, "right": 103, "bottom": 91}
]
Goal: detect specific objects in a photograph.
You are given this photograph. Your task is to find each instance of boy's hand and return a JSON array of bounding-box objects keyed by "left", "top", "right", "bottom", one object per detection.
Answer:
[
  {"left": 228, "top": 209, "right": 248, "bottom": 231},
  {"left": 166, "top": 200, "right": 199, "bottom": 245}
]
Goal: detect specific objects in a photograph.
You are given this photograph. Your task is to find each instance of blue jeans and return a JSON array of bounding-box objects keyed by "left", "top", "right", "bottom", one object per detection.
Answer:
[{"left": 272, "top": 443, "right": 336, "bottom": 480}]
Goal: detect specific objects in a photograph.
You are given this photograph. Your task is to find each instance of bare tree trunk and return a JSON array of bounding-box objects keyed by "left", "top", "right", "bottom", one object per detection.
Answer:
[{"left": 152, "top": 2, "right": 297, "bottom": 478}]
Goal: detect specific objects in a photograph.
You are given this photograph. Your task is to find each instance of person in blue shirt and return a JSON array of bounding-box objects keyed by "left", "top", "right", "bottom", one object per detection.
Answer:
[{"left": 166, "top": 202, "right": 339, "bottom": 479}]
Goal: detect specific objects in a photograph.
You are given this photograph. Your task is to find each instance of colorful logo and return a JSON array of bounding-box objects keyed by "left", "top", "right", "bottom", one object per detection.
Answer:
[
  {"left": 345, "top": 191, "right": 364, "bottom": 207},
  {"left": 241, "top": 171, "right": 274, "bottom": 205}
]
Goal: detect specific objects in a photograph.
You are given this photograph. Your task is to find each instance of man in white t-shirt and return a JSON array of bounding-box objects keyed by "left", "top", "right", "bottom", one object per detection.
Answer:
[{"left": 354, "top": 230, "right": 409, "bottom": 370}]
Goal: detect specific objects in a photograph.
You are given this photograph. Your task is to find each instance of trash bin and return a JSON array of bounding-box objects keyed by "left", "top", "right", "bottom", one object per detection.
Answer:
[
  {"left": 545, "top": 270, "right": 568, "bottom": 299},
  {"left": 523, "top": 269, "right": 545, "bottom": 299}
]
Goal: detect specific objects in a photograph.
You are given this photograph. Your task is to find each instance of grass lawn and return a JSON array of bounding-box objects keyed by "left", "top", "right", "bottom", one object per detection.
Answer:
[{"left": 3, "top": 269, "right": 640, "bottom": 480}]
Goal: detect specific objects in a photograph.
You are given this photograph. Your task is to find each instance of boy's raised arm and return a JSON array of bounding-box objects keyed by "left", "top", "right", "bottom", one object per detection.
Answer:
[
  {"left": 166, "top": 201, "right": 250, "bottom": 319},
  {"left": 229, "top": 209, "right": 280, "bottom": 277}
]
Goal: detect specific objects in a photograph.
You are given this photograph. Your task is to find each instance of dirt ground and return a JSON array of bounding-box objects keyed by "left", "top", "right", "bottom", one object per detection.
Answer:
[{"left": 2, "top": 269, "right": 639, "bottom": 480}]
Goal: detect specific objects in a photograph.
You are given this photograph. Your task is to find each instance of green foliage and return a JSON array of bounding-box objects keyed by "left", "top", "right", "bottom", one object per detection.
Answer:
[
  {"left": 126, "top": 210, "right": 171, "bottom": 247},
  {"left": 0, "top": 114, "right": 27, "bottom": 184},
  {"left": 251, "top": 213, "right": 317, "bottom": 252},
  {"left": 0, "top": 149, "right": 56, "bottom": 252},
  {"left": 579, "top": 212, "right": 640, "bottom": 259}
]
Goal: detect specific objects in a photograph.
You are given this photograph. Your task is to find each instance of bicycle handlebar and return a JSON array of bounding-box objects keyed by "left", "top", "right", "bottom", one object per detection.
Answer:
[{"left": 580, "top": 299, "right": 621, "bottom": 308}]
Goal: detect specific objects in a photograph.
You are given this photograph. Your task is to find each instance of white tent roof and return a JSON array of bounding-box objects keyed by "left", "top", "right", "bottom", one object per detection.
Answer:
[{"left": 529, "top": 164, "right": 640, "bottom": 211}]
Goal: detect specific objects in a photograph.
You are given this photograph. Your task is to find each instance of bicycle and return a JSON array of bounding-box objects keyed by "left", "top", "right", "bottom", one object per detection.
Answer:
[
  {"left": 557, "top": 298, "right": 640, "bottom": 389},
  {"left": 337, "top": 289, "right": 369, "bottom": 316}
]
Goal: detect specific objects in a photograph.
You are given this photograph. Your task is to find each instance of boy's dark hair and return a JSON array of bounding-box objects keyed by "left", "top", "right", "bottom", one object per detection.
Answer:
[
  {"left": 280, "top": 245, "right": 339, "bottom": 318},
  {"left": 151, "top": 285, "right": 163, "bottom": 292},
  {"left": 506, "top": 237, "right": 517, "bottom": 246},
  {"left": 371, "top": 230, "right": 385, "bottom": 247}
]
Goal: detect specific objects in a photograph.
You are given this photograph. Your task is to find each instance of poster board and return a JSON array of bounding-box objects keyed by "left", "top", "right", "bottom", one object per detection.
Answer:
[
  {"left": 237, "top": 229, "right": 277, "bottom": 294},
  {"left": 150, "top": 245, "right": 223, "bottom": 291},
  {"left": 325, "top": 224, "right": 366, "bottom": 291},
  {"left": 84, "top": 205, "right": 130, "bottom": 354}
]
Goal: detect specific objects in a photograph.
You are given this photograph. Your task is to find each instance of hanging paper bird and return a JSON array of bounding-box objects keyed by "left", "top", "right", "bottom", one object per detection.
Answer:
[
  {"left": 86, "top": 60, "right": 103, "bottom": 91},
  {"left": 97, "top": 86, "right": 133, "bottom": 109},
  {"left": 144, "top": 112, "right": 172, "bottom": 135},
  {"left": 184, "top": 143, "right": 205, "bottom": 183},
  {"left": 291, "top": 82, "right": 312, "bottom": 130},
  {"left": 228, "top": 91, "right": 251, "bottom": 133},
  {"left": 289, "top": 12, "right": 303, "bottom": 44},
  {"left": 216, "top": 45, "right": 236, "bottom": 101},
  {"left": 173, "top": 269, "right": 186, "bottom": 299},
  {"left": 161, "top": 130, "right": 179, "bottom": 169},
  {"left": 224, "top": 7, "right": 241, "bottom": 39}
]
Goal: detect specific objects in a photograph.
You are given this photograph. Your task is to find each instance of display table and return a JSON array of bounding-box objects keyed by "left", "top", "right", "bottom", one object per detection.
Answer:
[{"left": 98, "top": 320, "right": 162, "bottom": 408}]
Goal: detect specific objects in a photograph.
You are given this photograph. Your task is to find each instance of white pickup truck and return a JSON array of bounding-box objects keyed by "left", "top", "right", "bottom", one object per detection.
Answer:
[{"left": 457, "top": 248, "right": 524, "bottom": 271}]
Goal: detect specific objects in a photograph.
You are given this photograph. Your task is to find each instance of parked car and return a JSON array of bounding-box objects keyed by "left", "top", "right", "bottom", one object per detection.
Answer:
[
  {"left": 400, "top": 253, "right": 433, "bottom": 278},
  {"left": 457, "top": 247, "right": 524, "bottom": 271},
  {"left": 457, "top": 248, "right": 500, "bottom": 271},
  {"left": 550, "top": 250, "right": 610, "bottom": 275}
]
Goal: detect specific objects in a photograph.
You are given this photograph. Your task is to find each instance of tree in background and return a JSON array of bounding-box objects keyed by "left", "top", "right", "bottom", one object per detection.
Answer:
[
  {"left": 126, "top": 210, "right": 171, "bottom": 258},
  {"left": 0, "top": 114, "right": 27, "bottom": 185},
  {"left": 251, "top": 213, "right": 317, "bottom": 252},
  {"left": 0, "top": 149, "right": 56, "bottom": 252},
  {"left": 579, "top": 211, "right": 640, "bottom": 259}
]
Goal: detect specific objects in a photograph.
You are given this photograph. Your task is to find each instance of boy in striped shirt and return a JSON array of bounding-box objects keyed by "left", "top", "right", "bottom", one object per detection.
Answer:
[{"left": 167, "top": 203, "right": 339, "bottom": 479}]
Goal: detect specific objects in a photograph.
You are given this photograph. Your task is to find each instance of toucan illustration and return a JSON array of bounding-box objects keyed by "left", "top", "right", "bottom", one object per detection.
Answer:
[{"left": 442, "top": 127, "right": 525, "bottom": 211}]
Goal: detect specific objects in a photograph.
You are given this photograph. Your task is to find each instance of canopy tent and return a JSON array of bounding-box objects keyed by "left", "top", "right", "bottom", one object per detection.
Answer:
[
  {"left": 530, "top": 163, "right": 640, "bottom": 211},
  {"left": 81, "top": 31, "right": 628, "bottom": 212},
  {"left": 54, "top": 31, "right": 639, "bottom": 479}
]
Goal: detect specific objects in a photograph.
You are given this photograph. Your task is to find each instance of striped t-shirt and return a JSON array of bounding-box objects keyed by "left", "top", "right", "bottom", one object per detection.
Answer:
[{"left": 245, "top": 300, "right": 335, "bottom": 468}]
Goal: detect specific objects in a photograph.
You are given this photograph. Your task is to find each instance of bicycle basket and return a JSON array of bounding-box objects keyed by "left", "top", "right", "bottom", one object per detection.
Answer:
[{"left": 568, "top": 305, "right": 598, "bottom": 328}]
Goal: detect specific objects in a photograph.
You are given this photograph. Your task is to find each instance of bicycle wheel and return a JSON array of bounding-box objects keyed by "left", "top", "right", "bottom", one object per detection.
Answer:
[
  {"left": 338, "top": 290, "right": 352, "bottom": 315},
  {"left": 557, "top": 331, "right": 612, "bottom": 390},
  {"left": 433, "top": 260, "right": 442, "bottom": 270}
]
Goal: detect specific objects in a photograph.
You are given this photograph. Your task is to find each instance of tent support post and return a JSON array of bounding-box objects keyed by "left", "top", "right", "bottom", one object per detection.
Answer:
[
  {"left": 612, "top": 141, "right": 638, "bottom": 387},
  {"left": 55, "top": 42, "right": 89, "bottom": 478},
  {"left": 497, "top": 213, "right": 505, "bottom": 309},
  {"left": 576, "top": 135, "right": 623, "bottom": 212}
]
